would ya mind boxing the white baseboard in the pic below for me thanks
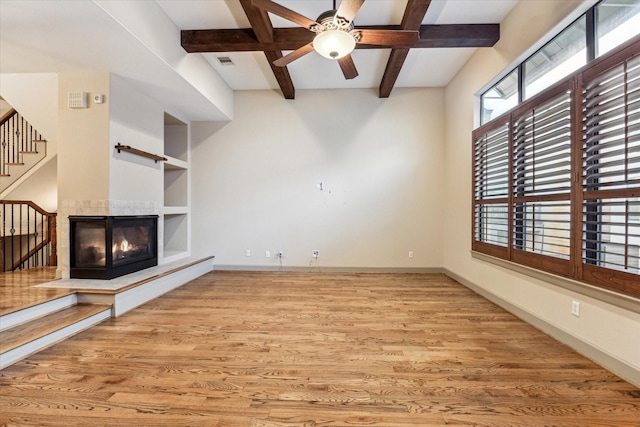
[213,265,444,274]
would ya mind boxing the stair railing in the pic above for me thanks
[1,108,45,178]
[0,200,57,272]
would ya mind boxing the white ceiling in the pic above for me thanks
[0,0,518,120]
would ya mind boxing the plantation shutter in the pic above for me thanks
[510,83,573,277]
[580,52,640,296]
[473,120,510,258]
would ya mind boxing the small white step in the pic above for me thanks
[0,304,112,369]
[0,293,77,332]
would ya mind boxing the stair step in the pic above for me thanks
[1,293,77,331]
[0,174,9,177]
[5,162,24,166]
[0,303,112,368]
[19,151,39,154]
[32,139,47,143]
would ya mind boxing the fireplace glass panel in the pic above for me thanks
[112,225,152,267]
[74,222,106,268]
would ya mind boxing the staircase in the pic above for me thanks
[0,108,47,193]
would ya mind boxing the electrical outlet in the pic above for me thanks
[277,251,283,258]
[571,300,580,317]
[245,249,251,257]
[312,250,319,258]
[265,250,271,258]
[408,251,414,258]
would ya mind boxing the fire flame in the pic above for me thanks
[113,238,131,254]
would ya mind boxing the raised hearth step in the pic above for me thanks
[1,292,77,330]
[0,303,112,369]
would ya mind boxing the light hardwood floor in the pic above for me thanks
[0,267,63,315]
[1,271,639,426]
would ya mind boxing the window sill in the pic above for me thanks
[470,250,640,314]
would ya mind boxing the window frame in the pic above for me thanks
[522,14,588,101]
[480,68,519,125]
[480,0,640,126]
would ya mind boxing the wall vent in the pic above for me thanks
[217,56,234,66]
[68,92,88,108]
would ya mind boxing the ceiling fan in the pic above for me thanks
[251,0,420,79]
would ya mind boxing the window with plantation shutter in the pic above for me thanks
[580,52,640,295]
[582,198,640,273]
[474,203,509,248]
[511,85,573,276]
[472,35,640,299]
[473,121,510,257]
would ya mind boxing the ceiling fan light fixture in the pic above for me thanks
[313,29,356,60]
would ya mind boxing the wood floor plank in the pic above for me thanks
[1,271,639,426]
[0,267,67,315]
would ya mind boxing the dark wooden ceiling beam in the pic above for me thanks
[182,0,500,100]
[379,0,432,98]
[181,24,499,52]
[239,0,295,99]
[417,24,499,48]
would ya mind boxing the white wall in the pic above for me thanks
[191,88,445,269]
[4,156,57,212]
[0,73,58,144]
[108,74,163,206]
[93,0,233,120]
[443,0,640,385]
[58,72,111,204]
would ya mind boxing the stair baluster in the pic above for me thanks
[0,108,46,191]
[0,200,57,272]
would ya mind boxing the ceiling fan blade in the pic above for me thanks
[337,55,359,80]
[336,0,365,23]
[273,43,315,67]
[251,0,318,29]
[357,29,419,47]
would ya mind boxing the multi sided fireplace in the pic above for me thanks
[69,215,158,279]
